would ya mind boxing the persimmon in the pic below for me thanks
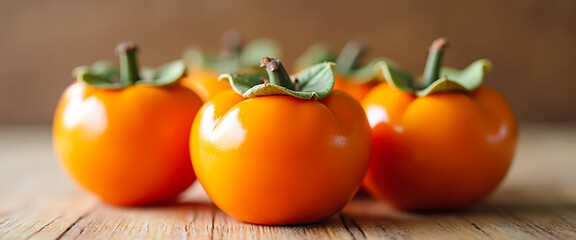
[191,57,371,225]
[53,43,202,206]
[362,38,517,210]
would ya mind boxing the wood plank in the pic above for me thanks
[0,125,575,239]
[0,192,96,239]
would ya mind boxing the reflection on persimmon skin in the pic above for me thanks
[205,107,247,152]
[365,105,390,127]
[486,124,509,144]
[62,83,108,136]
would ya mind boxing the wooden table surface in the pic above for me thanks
[0,125,575,239]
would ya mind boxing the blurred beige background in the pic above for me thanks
[0,0,574,124]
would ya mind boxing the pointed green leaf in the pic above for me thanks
[294,43,336,70]
[416,77,468,96]
[292,62,335,100]
[416,59,492,96]
[380,61,417,93]
[76,60,185,89]
[89,61,120,79]
[78,71,128,89]
[136,60,186,86]
[240,39,282,66]
[72,61,119,80]
[220,62,335,100]
[74,61,127,89]
[347,58,396,83]
[218,67,268,94]
[440,59,491,91]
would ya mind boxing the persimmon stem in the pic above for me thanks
[335,39,367,75]
[421,38,448,88]
[260,57,295,90]
[116,42,140,83]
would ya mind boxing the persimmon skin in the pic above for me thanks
[191,90,372,225]
[53,82,203,206]
[333,75,379,103]
[180,67,232,102]
[362,84,517,211]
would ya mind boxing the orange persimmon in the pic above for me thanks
[191,57,371,225]
[53,43,202,206]
[362,38,517,210]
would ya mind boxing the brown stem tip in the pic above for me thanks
[260,57,280,72]
[115,42,139,54]
[430,38,448,51]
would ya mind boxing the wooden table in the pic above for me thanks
[0,125,575,239]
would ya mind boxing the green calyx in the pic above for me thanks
[183,31,281,74]
[294,43,336,70]
[380,38,492,97]
[219,57,335,100]
[294,40,392,84]
[74,42,185,89]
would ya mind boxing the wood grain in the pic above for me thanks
[0,125,575,239]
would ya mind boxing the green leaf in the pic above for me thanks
[136,60,186,86]
[90,61,120,79]
[294,43,336,70]
[416,77,468,96]
[292,62,335,100]
[240,39,282,66]
[440,59,491,91]
[379,61,417,93]
[243,83,318,99]
[78,71,128,89]
[347,58,395,83]
[218,67,268,94]
[75,60,185,89]
[75,61,127,89]
[72,61,119,79]
[416,59,492,96]
[220,62,335,100]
